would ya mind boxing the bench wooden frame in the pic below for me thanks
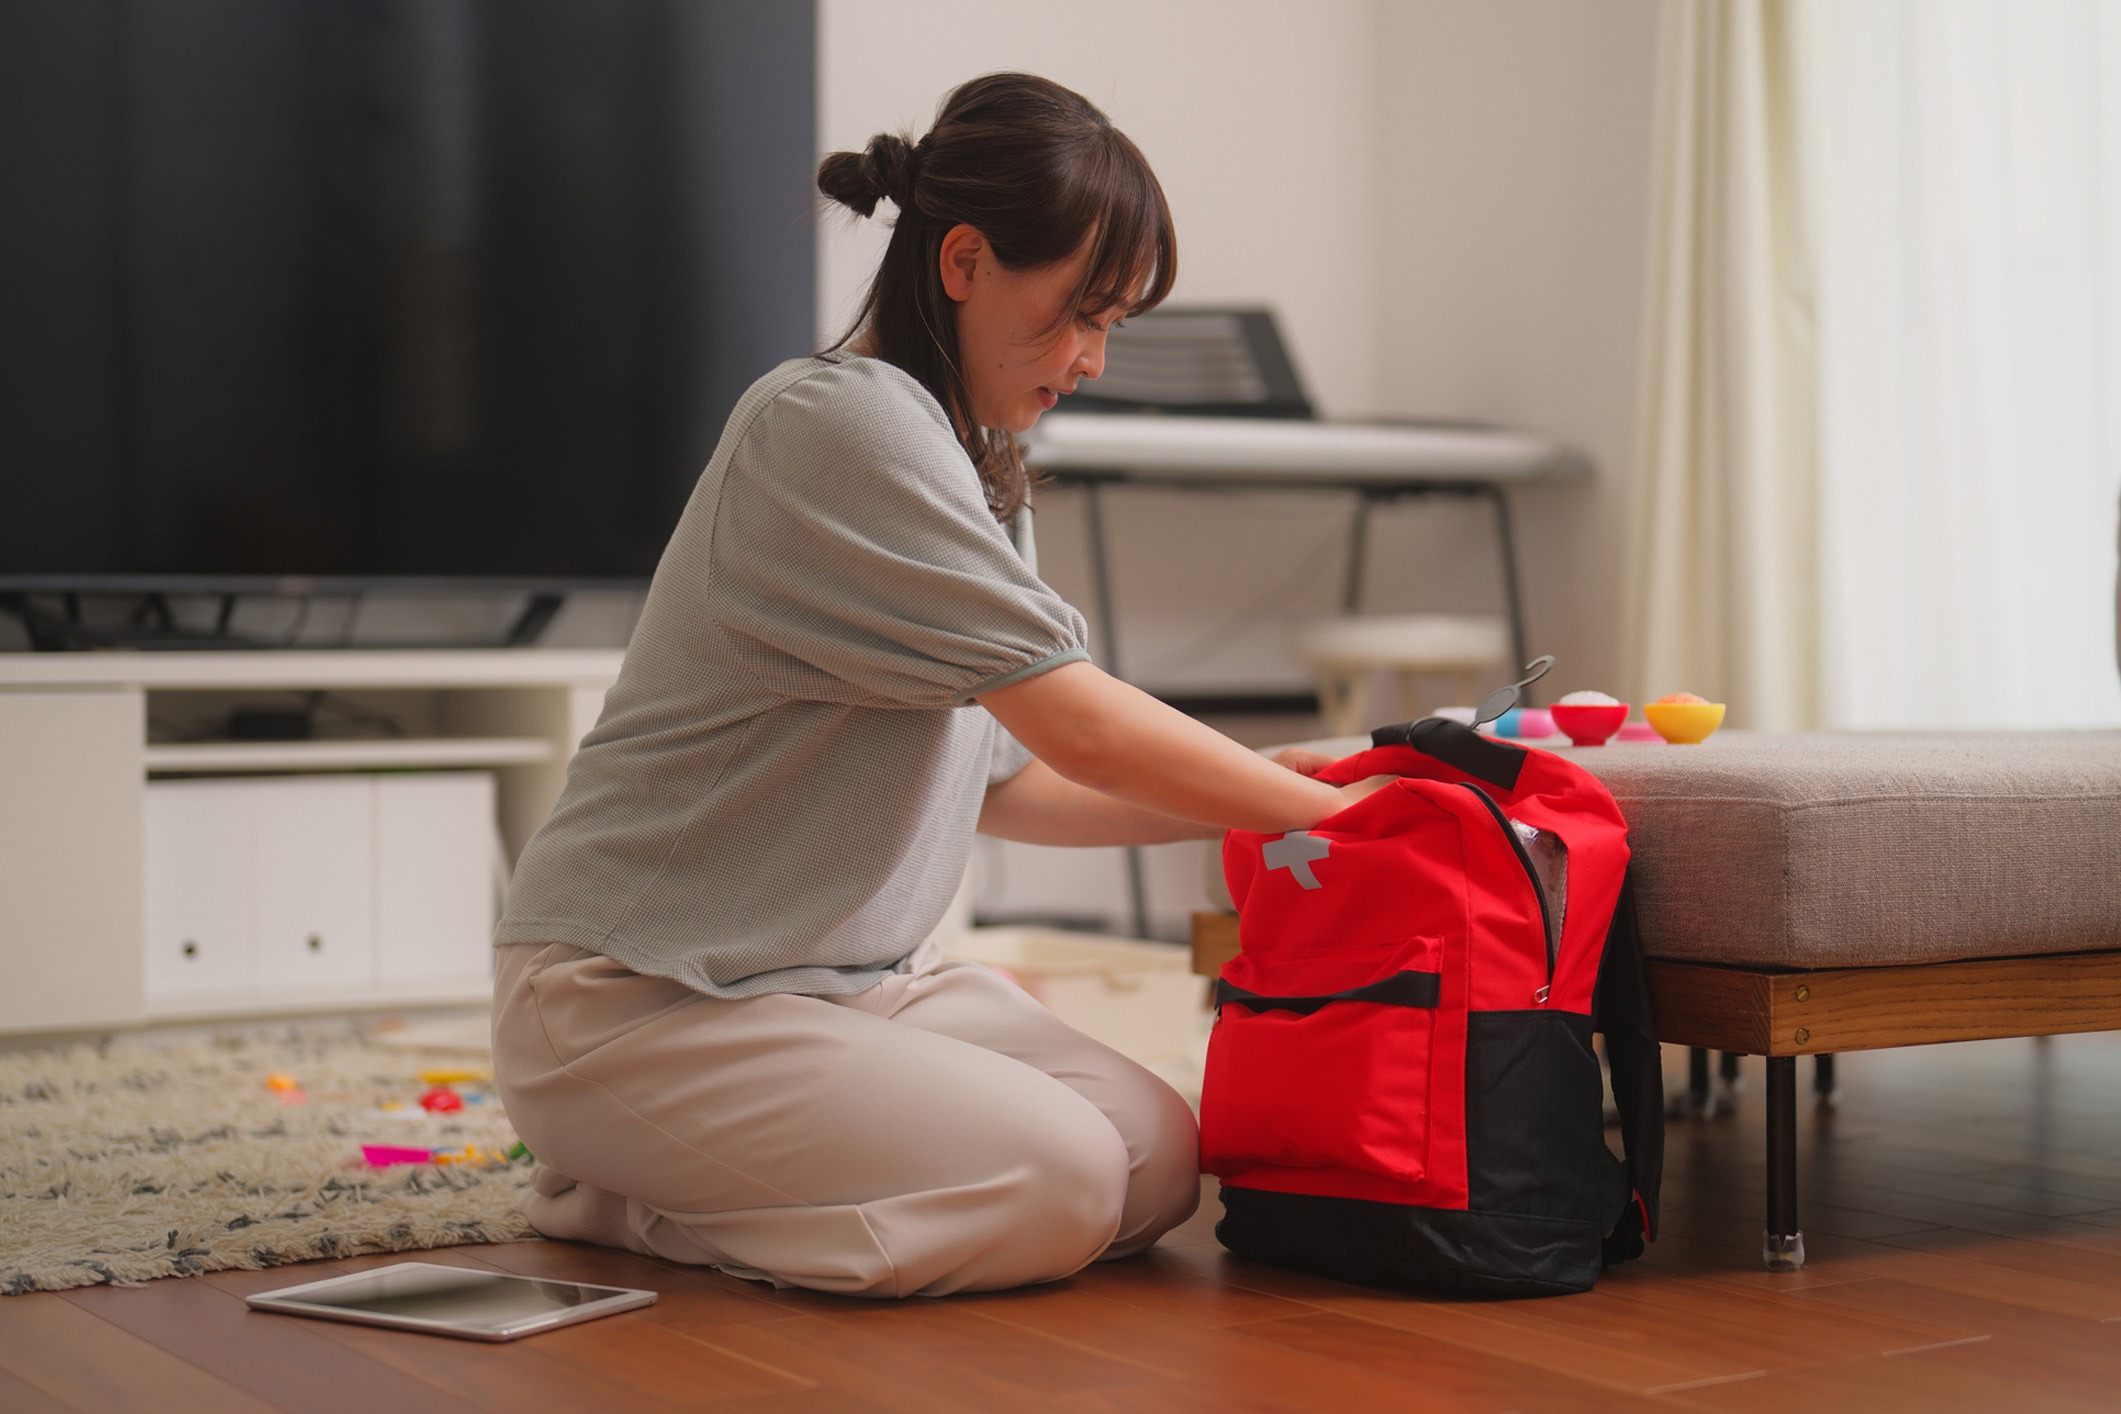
[1189,911,2121,1271]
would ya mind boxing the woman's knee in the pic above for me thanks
[1014,1100,1136,1259]
[988,1074,1198,1274]
[1107,1077,1201,1254]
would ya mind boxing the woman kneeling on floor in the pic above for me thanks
[489,72,1387,1298]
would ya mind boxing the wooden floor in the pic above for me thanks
[9,1034,2121,1412]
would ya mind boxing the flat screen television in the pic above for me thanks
[0,1,816,601]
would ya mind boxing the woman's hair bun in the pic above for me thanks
[817,132,919,219]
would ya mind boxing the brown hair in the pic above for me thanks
[817,73,1177,520]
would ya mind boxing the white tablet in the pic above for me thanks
[246,1261,658,1342]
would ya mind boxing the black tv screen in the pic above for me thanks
[0,0,816,589]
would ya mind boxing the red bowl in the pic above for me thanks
[1548,702,1629,746]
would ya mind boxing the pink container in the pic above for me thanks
[361,1145,436,1167]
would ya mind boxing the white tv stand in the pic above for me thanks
[0,648,621,1036]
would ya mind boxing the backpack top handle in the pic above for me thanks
[1369,717,1526,793]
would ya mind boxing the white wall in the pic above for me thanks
[1372,0,1661,702]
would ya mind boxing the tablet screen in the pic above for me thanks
[247,1262,657,1341]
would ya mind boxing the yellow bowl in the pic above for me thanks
[1644,701,1726,744]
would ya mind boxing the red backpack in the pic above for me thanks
[1199,717,1663,1297]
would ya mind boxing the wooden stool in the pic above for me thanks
[1291,614,1511,736]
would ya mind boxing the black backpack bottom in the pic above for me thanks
[1214,1184,1610,1299]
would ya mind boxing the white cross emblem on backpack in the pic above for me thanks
[1264,829,1331,890]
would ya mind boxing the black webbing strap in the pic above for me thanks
[1369,717,1526,792]
[1214,970,1442,1016]
[1592,871,1664,1261]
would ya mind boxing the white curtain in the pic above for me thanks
[1801,0,2121,729]
[1629,0,2121,731]
[1624,0,1821,731]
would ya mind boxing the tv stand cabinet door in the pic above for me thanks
[375,772,498,986]
[0,689,146,1032]
[251,778,376,993]
[144,779,255,997]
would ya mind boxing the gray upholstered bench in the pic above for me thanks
[1191,729,2121,1272]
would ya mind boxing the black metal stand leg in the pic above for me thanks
[1483,486,1531,696]
[1081,481,1122,679]
[1717,1050,1747,1103]
[1081,482,1153,941]
[1680,1045,1725,1118]
[1117,846,1152,939]
[1764,1056,1805,1271]
[1814,1052,1839,1107]
[1341,495,1375,614]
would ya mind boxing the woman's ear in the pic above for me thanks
[938,224,985,303]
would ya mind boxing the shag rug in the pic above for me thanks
[0,1024,535,1295]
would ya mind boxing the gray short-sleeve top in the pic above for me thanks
[494,354,1090,997]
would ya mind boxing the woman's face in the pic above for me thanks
[942,227,1129,434]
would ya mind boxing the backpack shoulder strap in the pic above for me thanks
[1593,871,1664,1263]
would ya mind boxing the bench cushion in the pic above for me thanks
[1221,730,2121,970]
[1576,731,2121,967]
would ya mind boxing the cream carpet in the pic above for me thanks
[0,1023,534,1295]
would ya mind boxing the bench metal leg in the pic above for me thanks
[1719,1049,1745,1097]
[1764,1056,1805,1271]
[1814,1052,1840,1107]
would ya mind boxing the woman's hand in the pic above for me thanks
[1270,746,1340,777]
[1333,774,1401,812]
[1270,746,1398,820]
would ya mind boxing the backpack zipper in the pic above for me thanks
[1455,781,1557,990]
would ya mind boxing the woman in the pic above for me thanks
[490,72,1385,1298]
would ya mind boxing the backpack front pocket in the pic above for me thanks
[1199,937,1443,1187]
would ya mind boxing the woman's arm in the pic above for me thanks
[976,660,1385,835]
[978,757,1219,845]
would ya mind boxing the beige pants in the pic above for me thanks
[489,941,1200,1298]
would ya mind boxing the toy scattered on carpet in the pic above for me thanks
[263,1064,524,1171]
[418,1086,465,1113]
[417,1067,489,1086]
[360,1141,530,1168]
